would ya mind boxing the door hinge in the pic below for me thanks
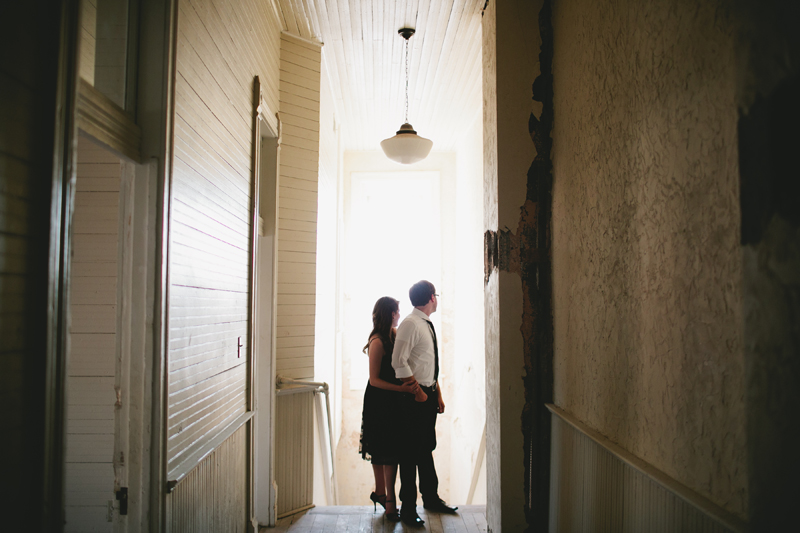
[116,487,128,515]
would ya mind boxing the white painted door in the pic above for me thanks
[65,137,124,532]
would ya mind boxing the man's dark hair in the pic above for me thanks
[409,280,436,307]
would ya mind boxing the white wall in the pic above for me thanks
[451,110,486,506]
[313,48,343,506]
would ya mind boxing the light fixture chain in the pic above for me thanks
[404,37,409,123]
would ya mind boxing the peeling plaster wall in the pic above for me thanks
[483,0,544,530]
[551,0,747,519]
[482,1,501,525]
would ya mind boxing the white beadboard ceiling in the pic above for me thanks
[272,0,484,152]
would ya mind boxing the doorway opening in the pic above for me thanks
[319,151,487,508]
[345,170,442,390]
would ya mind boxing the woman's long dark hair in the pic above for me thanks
[363,296,399,353]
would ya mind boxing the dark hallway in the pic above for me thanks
[1,1,799,532]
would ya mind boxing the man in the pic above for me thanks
[392,280,458,526]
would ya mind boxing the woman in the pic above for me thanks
[359,296,419,521]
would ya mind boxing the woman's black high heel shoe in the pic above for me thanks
[384,500,400,522]
[370,492,386,511]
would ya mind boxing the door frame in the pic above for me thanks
[250,76,281,529]
[36,0,176,529]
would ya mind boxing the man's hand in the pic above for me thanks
[399,379,420,395]
[402,376,427,402]
[437,394,445,413]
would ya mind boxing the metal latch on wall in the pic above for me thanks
[116,487,128,515]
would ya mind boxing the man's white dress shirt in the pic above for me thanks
[392,308,437,387]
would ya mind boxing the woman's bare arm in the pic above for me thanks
[368,337,419,394]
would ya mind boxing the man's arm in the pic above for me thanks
[392,319,417,378]
[393,320,427,401]
[436,380,444,413]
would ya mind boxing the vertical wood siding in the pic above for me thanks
[166,423,248,533]
[167,0,281,477]
[274,392,314,516]
[549,411,743,533]
[276,32,321,381]
[64,137,121,532]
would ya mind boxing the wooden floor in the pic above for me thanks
[264,505,487,532]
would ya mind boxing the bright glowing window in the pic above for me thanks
[346,171,441,389]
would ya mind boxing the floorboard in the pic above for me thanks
[261,505,487,532]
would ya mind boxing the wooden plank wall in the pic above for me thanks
[93,0,128,107]
[270,31,321,518]
[80,0,96,84]
[79,0,128,107]
[64,136,120,532]
[0,30,38,481]
[167,0,281,478]
[0,1,81,527]
[276,32,321,381]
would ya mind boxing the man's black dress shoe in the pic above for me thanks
[400,508,425,527]
[423,497,458,514]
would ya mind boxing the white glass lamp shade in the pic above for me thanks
[380,123,433,164]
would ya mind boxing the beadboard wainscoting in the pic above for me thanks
[547,405,747,533]
[166,424,249,532]
[274,391,315,518]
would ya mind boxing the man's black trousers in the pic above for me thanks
[399,386,439,507]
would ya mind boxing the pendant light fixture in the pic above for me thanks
[380,28,433,164]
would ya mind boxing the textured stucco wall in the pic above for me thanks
[551,0,747,519]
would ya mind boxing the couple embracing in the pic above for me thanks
[359,280,458,526]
